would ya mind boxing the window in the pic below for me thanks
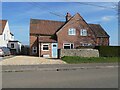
[68,28,76,35]
[42,44,49,51]
[53,45,56,47]
[80,29,87,36]
[11,43,14,48]
[32,47,37,54]
[63,43,74,49]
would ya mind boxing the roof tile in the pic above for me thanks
[89,24,109,38]
[30,19,65,35]
[39,36,57,43]
[0,20,7,35]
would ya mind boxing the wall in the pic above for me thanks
[39,43,52,58]
[96,37,109,46]
[29,35,38,56]
[0,21,14,47]
[7,42,22,54]
[60,49,99,58]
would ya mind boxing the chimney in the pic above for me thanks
[66,12,71,21]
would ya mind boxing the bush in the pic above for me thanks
[94,46,120,57]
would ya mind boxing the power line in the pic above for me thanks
[28,2,65,18]
[76,2,117,10]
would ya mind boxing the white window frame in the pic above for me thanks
[63,43,74,49]
[32,46,37,54]
[80,29,87,36]
[42,44,49,51]
[68,28,76,35]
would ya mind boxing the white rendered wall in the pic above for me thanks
[0,21,14,47]
[8,42,21,54]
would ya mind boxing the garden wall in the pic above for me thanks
[60,49,99,58]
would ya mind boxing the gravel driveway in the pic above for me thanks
[0,56,66,65]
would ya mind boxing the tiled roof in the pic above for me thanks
[0,20,7,35]
[30,13,109,39]
[89,24,110,38]
[39,36,57,43]
[30,19,65,35]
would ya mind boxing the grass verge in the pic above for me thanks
[61,56,119,64]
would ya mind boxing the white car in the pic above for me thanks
[0,48,4,57]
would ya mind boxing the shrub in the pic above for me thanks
[94,46,120,57]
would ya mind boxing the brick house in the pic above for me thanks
[30,13,109,58]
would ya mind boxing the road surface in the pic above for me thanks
[2,67,118,88]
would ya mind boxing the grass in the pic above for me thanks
[61,56,119,64]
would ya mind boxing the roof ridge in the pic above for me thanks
[30,19,65,23]
[89,23,100,25]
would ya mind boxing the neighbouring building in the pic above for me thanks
[0,20,22,55]
[0,20,14,47]
[7,40,22,55]
[30,13,110,58]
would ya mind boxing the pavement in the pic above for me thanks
[0,57,2,61]
[2,63,118,72]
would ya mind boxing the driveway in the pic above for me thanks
[0,56,66,65]
[0,57,2,60]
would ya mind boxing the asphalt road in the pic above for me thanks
[2,67,118,88]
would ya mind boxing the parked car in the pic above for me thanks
[0,47,11,57]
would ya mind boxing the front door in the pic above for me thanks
[52,43,58,58]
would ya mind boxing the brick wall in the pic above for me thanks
[57,14,96,49]
[29,35,38,56]
[60,49,99,58]
[39,43,52,58]
[96,37,109,46]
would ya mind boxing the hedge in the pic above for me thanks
[94,46,120,57]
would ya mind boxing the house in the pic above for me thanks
[0,20,14,47]
[0,20,22,55]
[30,13,109,58]
[7,40,22,55]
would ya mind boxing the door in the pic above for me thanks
[52,43,58,58]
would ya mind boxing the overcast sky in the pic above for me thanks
[2,2,118,46]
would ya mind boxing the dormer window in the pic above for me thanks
[68,28,76,35]
[80,29,87,36]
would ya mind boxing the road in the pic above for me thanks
[2,67,118,88]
